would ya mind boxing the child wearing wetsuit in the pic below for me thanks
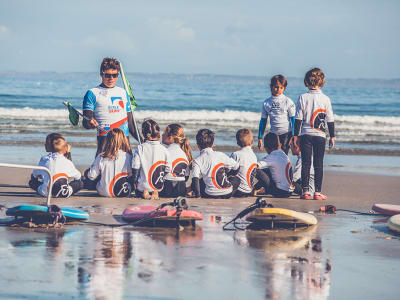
[85,128,133,197]
[254,132,294,198]
[30,134,83,198]
[258,74,296,154]
[293,68,335,200]
[230,128,258,197]
[131,119,171,200]
[191,129,240,199]
[160,124,193,198]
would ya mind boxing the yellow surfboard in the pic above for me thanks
[387,214,400,234]
[246,207,318,228]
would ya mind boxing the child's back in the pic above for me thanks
[231,146,257,194]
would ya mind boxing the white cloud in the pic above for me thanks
[0,25,10,40]
[82,31,135,52]
[148,18,195,41]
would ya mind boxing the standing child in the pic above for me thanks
[230,128,258,197]
[254,132,294,198]
[30,133,83,198]
[132,119,171,200]
[258,74,296,154]
[191,129,240,199]
[293,67,335,200]
[290,142,315,196]
[85,128,133,198]
[160,124,192,198]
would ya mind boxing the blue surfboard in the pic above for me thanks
[6,205,89,221]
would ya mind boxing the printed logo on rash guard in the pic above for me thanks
[171,158,189,177]
[148,161,166,191]
[310,109,327,132]
[246,163,257,189]
[285,162,295,190]
[211,163,232,190]
[51,173,72,198]
[109,172,132,197]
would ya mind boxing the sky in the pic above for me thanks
[0,0,399,78]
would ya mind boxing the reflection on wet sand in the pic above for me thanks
[236,226,331,300]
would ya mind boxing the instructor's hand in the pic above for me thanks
[329,137,335,149]
[258,139,263,150]
[89,119,99,128]
[293,136,300,149]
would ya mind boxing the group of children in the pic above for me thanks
[30,67,334,201]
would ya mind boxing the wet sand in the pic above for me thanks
[0,167,399,299]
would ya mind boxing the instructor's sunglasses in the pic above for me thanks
[103,73,119,78]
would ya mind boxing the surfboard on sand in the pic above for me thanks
[246,207,317,229]
[372,204,400,216]
[387,214,400,234]
[122,205,203,227]
[6,205,89,221]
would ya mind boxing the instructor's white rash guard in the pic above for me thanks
[83,85,131,137]
[33,153,81,197]
[192,147,239,196]
[132,140,171,192]
[230,146,257,194]
[87,150,132,197]
[257,149,294,192]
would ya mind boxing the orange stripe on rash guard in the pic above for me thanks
[171,158,189,177]
[109,172,129,197]
[148,161,166,191]
[47,173,68,188]
[211,163,230,190]
[110,117,128,129]
[246,163,257,189]
[310,108,327,132]
[285,162,294,189]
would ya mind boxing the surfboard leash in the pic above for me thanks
[223,197,273,231]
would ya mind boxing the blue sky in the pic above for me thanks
[1,0,399,78]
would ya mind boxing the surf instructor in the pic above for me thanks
[82,57,142,156]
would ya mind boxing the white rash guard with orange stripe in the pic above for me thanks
[257,149,294,192]
[230,146,257,194]
[87,150,132,197]
[192,147,239,196]
[164,143,189,182]
[132,140,171,192]
[32,153,81,197]
[295,89,334,138]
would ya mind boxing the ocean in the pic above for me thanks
[0,72,399,175]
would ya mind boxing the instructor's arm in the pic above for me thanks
[82,90,98,129]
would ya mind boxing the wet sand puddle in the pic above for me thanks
[0,210,399,299]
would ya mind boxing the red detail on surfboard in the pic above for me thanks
[122,205,204,222]
[372,204,400,216]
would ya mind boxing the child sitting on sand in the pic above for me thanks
[254,132,294,198]
[191,128,240,198]
[29,133,83,198]
[131,119,171,200]
[230,128,258,197]
[85,128,133,198]
[290,142,315,195]
[258,74,296,154]
[293,67,335,200]
[160,124,192,198]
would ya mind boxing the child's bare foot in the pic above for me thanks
[151,190,159,200]
[252,187,265,196]
[143,189,151,199]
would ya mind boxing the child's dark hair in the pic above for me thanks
[165,124,193,162]
[45,133,63,152]
[263,132,279,151]
[236,128,253,147]
[100,57,120,74]
[196,129,215,150]
[142,119,160,141]
[304,68,325,88]
[270,74,287,88]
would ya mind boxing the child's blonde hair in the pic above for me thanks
[304,68,325,88]
[164,124,193,163]
[236,128,253,147]
[101,128,132,160]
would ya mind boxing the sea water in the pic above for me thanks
[0,72,399,174]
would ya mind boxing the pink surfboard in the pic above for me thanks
[122,205,203,226]
[372,204,400,216]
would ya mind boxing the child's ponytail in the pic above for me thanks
[165,124,193,163]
